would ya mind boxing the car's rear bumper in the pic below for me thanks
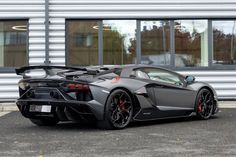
[16,99,105,121]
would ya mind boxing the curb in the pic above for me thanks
[0,101,235,112]
[219,101,236,108]
[0,103,18,112]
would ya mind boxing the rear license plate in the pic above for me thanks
[29,105,51,113]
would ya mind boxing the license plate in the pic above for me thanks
[29,105,51,113]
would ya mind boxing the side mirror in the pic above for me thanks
[185,75,195,84]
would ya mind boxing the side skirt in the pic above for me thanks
[133,107,194,121]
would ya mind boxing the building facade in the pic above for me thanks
[0,0,236,101]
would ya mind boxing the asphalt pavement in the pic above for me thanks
[0,109,236,157]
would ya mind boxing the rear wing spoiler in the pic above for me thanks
[15,66,87,76]
[15,66,110,79]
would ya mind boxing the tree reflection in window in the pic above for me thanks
[175,20,208,67]
[213,21,236,65]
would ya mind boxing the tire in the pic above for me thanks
[29,118,59,126]
[195,88,214,120]
[97,89,133,129]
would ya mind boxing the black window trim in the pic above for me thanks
[65,18,236,71]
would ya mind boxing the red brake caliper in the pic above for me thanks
[198,98,202,112]
[119,99,125,110]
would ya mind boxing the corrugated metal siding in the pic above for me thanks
[1,0,236,101]
[49,18,65,65]
[178,71,236,99]
[0,0,45,101]
[49,0,236,18]
[0,74,21,101]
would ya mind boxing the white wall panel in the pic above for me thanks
[29,44,45,51]
[48,16,65,65]
[29,37,45,44]
[29,58,45,64]
[29,25,45,30]
[49,0,236,18]
[49,31,65,37]
[178,71,236,99]
[0,0,44,4]
[49,24,65,30]
[0,74,22,101]
[1,0,236,101]
[49,0,236,4]
[49,5,236,11]
[49,37,65,43]
[29,31,45,37]
[29,51,45,58]
[29,18,45,24]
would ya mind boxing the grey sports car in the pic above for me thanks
[15,65,219,129]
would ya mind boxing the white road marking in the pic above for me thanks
[0,112,10,117]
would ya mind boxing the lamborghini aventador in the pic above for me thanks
[15,65,219,129]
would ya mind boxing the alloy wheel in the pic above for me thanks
[109,91,133,128]
[197,89,214,119]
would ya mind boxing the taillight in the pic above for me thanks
[62,83,89,91]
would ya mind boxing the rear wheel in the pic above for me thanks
[29,118,59,126]
[97,89,133,129]
[195,88,214,120]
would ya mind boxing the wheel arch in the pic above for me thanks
[103,87,141,120]
[194,86,215,111]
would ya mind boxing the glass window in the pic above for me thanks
[0,21,27,67]
[213,21,236,64]
[97,68,122,78]
[67,21,99,66]
[141,21,170,65]
[103,20,136,65]
[135,68,182,85]
[175,20,208,67]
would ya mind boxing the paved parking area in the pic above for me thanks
[0,109,236,157]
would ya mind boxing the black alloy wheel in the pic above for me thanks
[196,88,214,120]
[98,89,133,129]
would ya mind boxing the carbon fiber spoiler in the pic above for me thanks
[15,66,87,76]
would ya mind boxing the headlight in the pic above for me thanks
[19,82,29,90]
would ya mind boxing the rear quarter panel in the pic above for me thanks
[89,78,148,105]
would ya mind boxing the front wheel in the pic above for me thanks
[195,88,214,120]
[29,118,59,126]
[97,89,133,129]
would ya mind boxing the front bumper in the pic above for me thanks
[16,99,105,121]
[213,96,219,115]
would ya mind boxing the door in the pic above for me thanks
[135,68,195,117]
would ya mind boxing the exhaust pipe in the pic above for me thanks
[50,91,59,99]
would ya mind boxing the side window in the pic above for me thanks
[135,68,182,85]
[97,68,121,78]
[136,70,150,79]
